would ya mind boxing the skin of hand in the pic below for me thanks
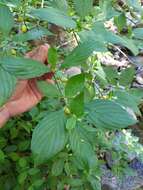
[0,44,53,128]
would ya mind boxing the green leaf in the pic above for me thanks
[18,172,27,184]
[133,28,143,40]
[48,47,58,69]
[31,110,67,163]
[126,0,142,11]
[114,13,126,32]
[119,67,135,86]
[13,28,53,42]
[52,159,65,176]
[80,22,139,55]
[119,36,139,56]
[28,168,40,176]
[49,0,68,12]
[31,7,76,29]
[69,125,97,169]
[0,56,49,79]
[32,179,44,187]
[67,178,83,187]
[112,90,141,115]
[18,158,27,168]
[37,81,60,98]
[99,0,119,20]
[95,62,108,87]
[73,0,93,18]
[0,150,5,162]
[103,66,118,85]
[62,39,107,68]
[86,99,137,129]
[75,124,97,145]
[66,116,77,131]
[65,74,84,97]
[28,186,34,190]
[1,0,21,6]
[93,22,139,55]
[128,88,143,103]
[18,140,30,151]
[96,22,139,55]
[84,85,95,103]
[69,92,84,117]
[87,175,101,190]
[0,67,17,106]
[0,4,14,34]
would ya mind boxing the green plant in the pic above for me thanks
[0,0,143,189]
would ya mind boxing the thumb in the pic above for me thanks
[25,44,50,63]
[0,106,10,128]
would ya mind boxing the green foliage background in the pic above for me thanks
[0,0,143,189]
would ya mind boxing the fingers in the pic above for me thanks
[45,79,55,84]
[6,83,42,117]
[12,44,50,99]
[39,71,54,80]
[25,44,50,63]
[0,106,10,128]
[10,80,28,101]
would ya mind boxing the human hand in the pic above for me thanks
[0,44,53,128]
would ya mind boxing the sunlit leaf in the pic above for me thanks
[31,110,67,163]
[86,99,137,129]
[37,81,60,98]
[31,7,76,29]
[0,67,17,106]
[69,92,84,117]
[73,0,93,18]
[65,74,84,97]
[62,39,107,68]
[0,4,14,34]
[13,28,53,42]
[0,57,49,79]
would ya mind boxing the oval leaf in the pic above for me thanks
[65,73,84,97]
[86,99,137,129]
[51,159,65,176]
[0,57,49,79]
[0,67,17,106]
[119,67,135,87]
[61,39,107,68]
[49,0,68,12]
[0,4,14,34]
[37,81,60,98]
[13,28,53,42]
[30,7,76,29]
[73,0,93,18]
[48,47,58,69]
[31,110,67,163]
[69,126,97,168]
[112,90,141,115]
[69,92,84,117]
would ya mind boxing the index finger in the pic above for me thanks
[25,44,50,64]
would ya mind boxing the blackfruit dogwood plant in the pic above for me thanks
[0,0,143,189]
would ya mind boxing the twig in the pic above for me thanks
[94,81,104,98]
[73,31,79,45]
[53,75,65,98]
[126,16,137,25]
[57,40,75,49]
[112,45,135,65]
[41,0,44,8]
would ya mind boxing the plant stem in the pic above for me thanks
[53,75,66,101]
[113,45,135,65]
[94,81,104,98]
[73,31,79,45]
[41,0,44,8]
